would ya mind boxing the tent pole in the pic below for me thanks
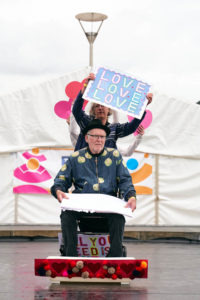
[155,154,159,225]
[14,194,19,224]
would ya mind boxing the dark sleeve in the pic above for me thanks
[50,159,73,199]
[116,154,136,201]
[115,111,146,138]
[72,91,91,131]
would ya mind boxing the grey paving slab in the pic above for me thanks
[0,240,199,300]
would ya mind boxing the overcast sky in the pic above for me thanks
[0,0,200,103]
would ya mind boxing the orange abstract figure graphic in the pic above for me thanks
[13,148,52,194]
[126,153,152,195]
[27,158,40,170]
[130,163,152,184]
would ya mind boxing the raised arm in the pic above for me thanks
[117,125,144,156]
[112,110,120,123]
[115,111,146,138]
[68,112,80,147]
[72,73,95,130]
[115,93,152,138]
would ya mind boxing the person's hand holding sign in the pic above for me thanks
[56,190,69,203]
[125,196,136,212]
[82,73,95,93]
[146,92,153,105]
[136,124,145,135]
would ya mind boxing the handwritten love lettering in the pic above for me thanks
[84,67,150,119]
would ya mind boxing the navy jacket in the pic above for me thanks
[51,147,136,202]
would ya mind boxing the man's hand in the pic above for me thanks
[124,197,136,212]
[146,92,153,105]
[56,190,69,203]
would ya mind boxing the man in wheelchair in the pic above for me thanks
[51,119,136,257]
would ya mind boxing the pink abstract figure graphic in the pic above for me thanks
[54,99,74,119]
[128,110,153,136]
[14,149,52,184]
[13,185,49,194]
[65,81,82,99]
[54,79,89,120]
[14,164,51,183]
[22,151,46,161]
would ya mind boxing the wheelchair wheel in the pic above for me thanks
[122,245,127,257]
[59,244,65,256]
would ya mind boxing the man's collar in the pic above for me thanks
[87,147,105,157]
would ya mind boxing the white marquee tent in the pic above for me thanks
[0,67,200,226]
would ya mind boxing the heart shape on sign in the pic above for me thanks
[120,263,135,274]
[52,262,66,274]
[87,263,101,275]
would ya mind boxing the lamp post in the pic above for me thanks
[75,12,108,68]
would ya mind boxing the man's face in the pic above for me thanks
[93,104,110,120]
[85,128,106,154]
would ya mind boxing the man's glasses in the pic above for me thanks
[87,134,106,140]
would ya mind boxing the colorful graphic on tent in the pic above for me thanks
[54,79,89,121]
[13,149,152,195]
[125,153,153,195]
[127,110,153,136]
[13,148,52,194]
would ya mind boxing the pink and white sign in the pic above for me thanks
[77,234,110,257]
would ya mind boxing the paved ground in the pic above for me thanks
[0,239,199,300]
[1,225,200,242]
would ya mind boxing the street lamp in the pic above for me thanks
[75,12,108,68]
